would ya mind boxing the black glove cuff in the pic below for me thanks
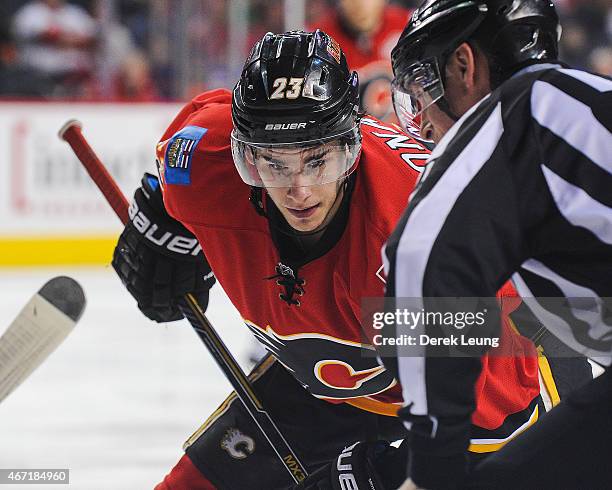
[112,173,214,323]
[127,173,203,261]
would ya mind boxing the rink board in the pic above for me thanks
[0,102,181,265]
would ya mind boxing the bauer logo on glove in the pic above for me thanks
[112,173,215,323]
[127,195,202,256]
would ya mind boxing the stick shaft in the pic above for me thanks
[59,122,307,484]
[61,123,129,224]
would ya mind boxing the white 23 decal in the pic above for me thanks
[270,77,304,100]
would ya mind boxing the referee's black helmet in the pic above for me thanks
[392,0,561,88]
[390,0,561,125]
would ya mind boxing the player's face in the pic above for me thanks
[266,180,343,232]
[339,0,386,34]
[262,145,345,232]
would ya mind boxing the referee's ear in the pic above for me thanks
[445,42,491,112]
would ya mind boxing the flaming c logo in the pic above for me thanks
[245,320,395,400]
[316,360,386,390]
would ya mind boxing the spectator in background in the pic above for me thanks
[11,0,98,97]
[0,18,53,97]
[589,45,612,76]
[112,49,159,101]
[310,0,410,121]
[558,0,611,71]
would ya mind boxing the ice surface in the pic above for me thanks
[0,267,249,489]
[0,267,604,489]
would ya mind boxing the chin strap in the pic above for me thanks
[434,96,461,122]
[433,52,462,123]
[249,187,267,217]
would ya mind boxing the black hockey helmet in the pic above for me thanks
[231,30,362,188]
[390,0,561,123]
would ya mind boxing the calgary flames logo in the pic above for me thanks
[245,320,396,400]
[315,360,386,390]
[220,428,255,460]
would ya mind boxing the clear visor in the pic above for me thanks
[231,127,361,188]
[392,57,445,123]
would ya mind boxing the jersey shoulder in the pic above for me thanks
[360,116,431,177]
[157,88,233,169]
[354,117,431,236]
[504,66,612,124]
[493,66,611,154]
[494,65,609,112]
[156,89,248,226]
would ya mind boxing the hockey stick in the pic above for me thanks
[0,276,85,403]
[58,120,307,484]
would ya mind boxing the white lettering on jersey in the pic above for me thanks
[362,117,430,173]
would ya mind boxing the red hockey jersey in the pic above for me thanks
[156,89,540,451]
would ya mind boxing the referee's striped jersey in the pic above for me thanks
[382,63,611,483]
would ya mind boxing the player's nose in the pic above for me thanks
[287,181,312,201]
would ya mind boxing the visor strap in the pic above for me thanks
[249,187,267,217]
[432,51,461,123]
[435,95,460,122]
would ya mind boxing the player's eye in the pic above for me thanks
[305,155,327,172]
[306,159,325,169]
[269,163,296,178]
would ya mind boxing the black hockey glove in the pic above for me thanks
[112,173,215,322]
[294,440,408,490]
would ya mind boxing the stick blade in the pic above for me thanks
[0,276,86,403]
[39,276,86,322]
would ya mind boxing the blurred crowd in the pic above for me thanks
[0,0,610,101]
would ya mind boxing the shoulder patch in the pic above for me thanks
[163,126,208,185]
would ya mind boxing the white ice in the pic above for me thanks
[0,267,250,490]
[0,268,604,490]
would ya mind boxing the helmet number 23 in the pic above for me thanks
[270,77,304,100]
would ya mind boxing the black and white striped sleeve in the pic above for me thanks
[512,68,612,361]
[382,67,612,489]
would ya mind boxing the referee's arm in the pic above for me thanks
[386,66,611,488]
[384,102,533,489]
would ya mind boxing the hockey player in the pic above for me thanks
[248,0,413,367]
[113,31,543,489]
[310,0,410,121]
[387,1,612,489]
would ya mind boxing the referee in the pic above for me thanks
[385,1,612,489]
